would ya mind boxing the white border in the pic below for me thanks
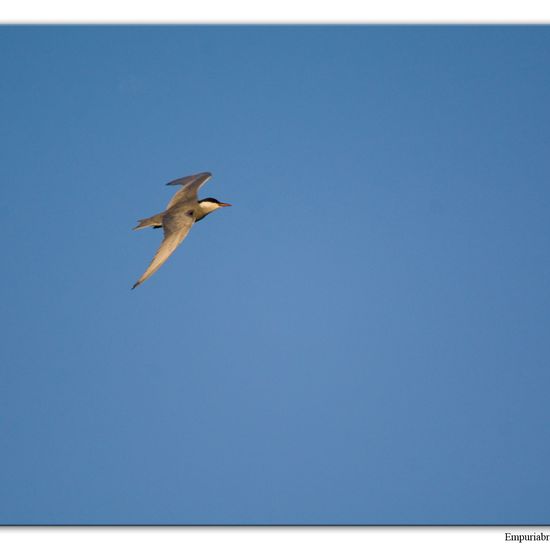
[2,526,548,550]
[1,0,550,23]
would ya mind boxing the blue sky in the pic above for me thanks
[0,25,549,525]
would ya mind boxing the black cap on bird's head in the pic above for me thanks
[199,197,232,207]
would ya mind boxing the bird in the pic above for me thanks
[131,172,231,289]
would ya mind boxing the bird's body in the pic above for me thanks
[132,172,231,289]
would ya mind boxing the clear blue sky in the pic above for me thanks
[1,25,549,525]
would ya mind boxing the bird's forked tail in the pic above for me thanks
[133,213,163,230]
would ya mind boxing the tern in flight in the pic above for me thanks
[132,172,231,289]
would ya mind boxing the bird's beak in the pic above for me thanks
[219,202,232,207]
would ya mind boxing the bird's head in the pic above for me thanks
[198,197,232,215]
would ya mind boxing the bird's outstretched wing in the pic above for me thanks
[165,172,212,209]
[132,211,194,289]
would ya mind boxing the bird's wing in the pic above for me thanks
[165,172,212,209]
[132,211,194,289]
